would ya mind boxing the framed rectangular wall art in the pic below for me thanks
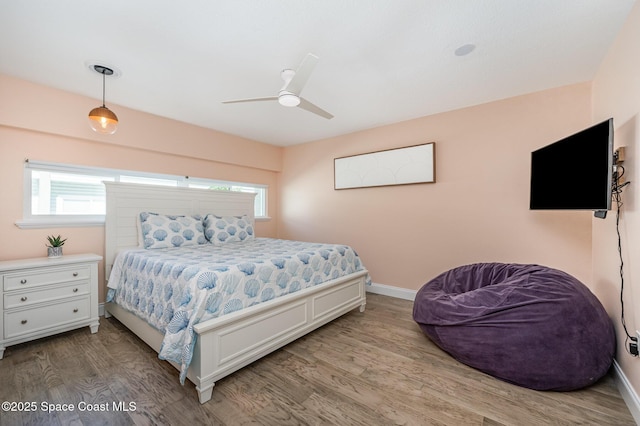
[334,142,435,190]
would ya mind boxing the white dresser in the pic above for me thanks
[0,253,102,358]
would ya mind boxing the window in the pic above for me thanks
[18,160,268,229]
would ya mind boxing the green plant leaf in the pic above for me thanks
[46,234,67,247]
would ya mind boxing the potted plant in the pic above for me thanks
[46,234,66,257]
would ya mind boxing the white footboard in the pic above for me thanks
[105,270,367,403]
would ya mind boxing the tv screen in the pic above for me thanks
[530,118,613,211]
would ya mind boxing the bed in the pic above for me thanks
[103,182,368,404]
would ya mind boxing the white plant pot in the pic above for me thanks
[48,247,63,257]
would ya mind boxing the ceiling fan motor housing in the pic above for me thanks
[278,90,300,107]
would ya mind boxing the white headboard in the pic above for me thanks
[104,182,257,279]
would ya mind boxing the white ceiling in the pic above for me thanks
[0,1,636,146]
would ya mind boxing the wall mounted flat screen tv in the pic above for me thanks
[530,118,613,211]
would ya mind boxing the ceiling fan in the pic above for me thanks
[222,53,334,120]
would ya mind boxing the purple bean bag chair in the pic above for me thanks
[413,263,615,391]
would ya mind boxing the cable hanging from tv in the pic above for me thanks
[611,162,636,356]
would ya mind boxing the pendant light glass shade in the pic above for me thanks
[88,65,118,134]
[88,106,118,134]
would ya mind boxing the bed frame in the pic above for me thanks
[103,182,367,403]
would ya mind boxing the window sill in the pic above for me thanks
[15,217,105,229]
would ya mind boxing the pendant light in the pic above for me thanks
[88,65,118,134]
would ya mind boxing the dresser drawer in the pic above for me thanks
[4,282,90,309]
[3,266,90,291]
[4,296,90,339]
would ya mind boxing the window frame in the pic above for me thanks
[16,160,269,229]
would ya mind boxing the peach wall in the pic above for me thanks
[279,83,593,290]
[0,74,282,302]
[592,0,640,408]
[0,74,282,172]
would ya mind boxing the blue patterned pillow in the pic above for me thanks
[203,214,254,245]
[140,212,207,249]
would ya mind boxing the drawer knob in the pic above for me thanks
[20,296,27,302]
[20,279,27,284]
[21,319,27,325]
[73,272,79,277]
[73,288,78,293]
[73,308,79,313]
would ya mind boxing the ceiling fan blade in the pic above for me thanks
[298,98,334,120]
[222,97,278,104]
[284,53,319,95]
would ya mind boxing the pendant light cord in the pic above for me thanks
[102,70,106,108]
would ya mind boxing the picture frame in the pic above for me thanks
[334,142,435,190]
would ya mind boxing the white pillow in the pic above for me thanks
[203,214,254,245]
[139,212,207,249]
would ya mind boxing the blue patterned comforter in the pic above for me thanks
[106,238,368,383]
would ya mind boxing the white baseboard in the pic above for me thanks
[613,360,640,424]
[366,282,417,301]
[99,302,104,317]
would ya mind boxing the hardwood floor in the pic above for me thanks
[0,293,635,425]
